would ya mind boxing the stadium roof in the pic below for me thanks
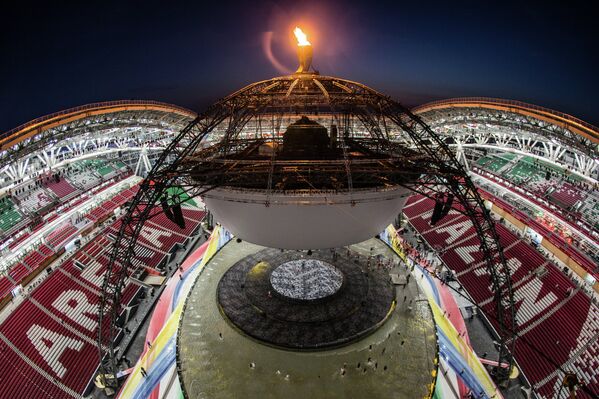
[0,100,196,164]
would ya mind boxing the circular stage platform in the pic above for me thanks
[178,238,438,399]
[217,248,395,349]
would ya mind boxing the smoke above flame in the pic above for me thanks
[293,27,311,46]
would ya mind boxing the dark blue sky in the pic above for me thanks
[1,0,597,132]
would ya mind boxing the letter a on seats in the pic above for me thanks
[27,324,84,378]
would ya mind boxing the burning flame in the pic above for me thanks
[293,27,311,47]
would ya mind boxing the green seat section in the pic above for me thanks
[165,186,197,207]
[481,155,510,172]
[97,165,115,176]
[504,157,544,184]
[0,198,23,232]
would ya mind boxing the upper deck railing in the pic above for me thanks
[412,97,599,142]
[1,100,197,143]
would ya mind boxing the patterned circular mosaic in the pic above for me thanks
[269,259,343,300]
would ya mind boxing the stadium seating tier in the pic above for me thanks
[403,193,598,398]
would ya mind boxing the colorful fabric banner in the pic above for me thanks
[117,225,232,399]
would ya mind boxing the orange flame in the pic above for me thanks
[293,27,311,47]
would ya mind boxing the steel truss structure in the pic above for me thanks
[97,75,518,387]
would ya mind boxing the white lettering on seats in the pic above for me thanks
[139,225,171,245]
[513,279,558,325]
[52,290,98,332]
[434,220,473,244]
[456,245,479,264]
[474,257,523,277]
[506,257,524,275]
[27,324,84,378]
[80,260,105,289]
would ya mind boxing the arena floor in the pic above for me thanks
[178,238,437,398]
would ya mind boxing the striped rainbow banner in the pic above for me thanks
[117,225,232,399]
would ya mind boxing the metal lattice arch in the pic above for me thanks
[97,73,518,387]
[0,100,197,188]
[413,98,599,180]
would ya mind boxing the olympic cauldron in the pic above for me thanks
[180,71,434,249]
[178,32,435,249]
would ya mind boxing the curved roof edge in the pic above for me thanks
[220,73,386,102]
[0,100,198,152]
[412,97,599,144]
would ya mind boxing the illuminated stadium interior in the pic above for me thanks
[1,19,598,399]
[0,95,598,399]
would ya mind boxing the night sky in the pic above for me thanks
[1,0,597,132]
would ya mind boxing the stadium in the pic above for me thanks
[1,17,598,399]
